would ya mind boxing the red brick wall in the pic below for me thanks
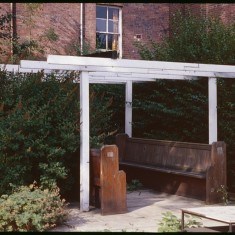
[184,3,207,16]
[183,3,235,24]
[1,3,235,61]
[84,4,96,51]
[122,3,169,59]
[205,4,235,24]
[15,3,82,58]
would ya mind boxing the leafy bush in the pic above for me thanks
[133,11,235,191]
[90,84,123,147]
[132,11,235,142]
[127,179,143,192]
[0,71,80,195]
[0,70,116,199]
[64,37,95,56]
[89,83,126,144]
[158,211,202,232]
[0,182,68,232]
[216,184,229,205]
[0,6,59,63]
[0,7,12,60]
[132,79,208,142]
[134,11,235,64]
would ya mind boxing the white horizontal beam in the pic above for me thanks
[0,64,19,71]
[94,68,235,78]
[147,69,235,78]
[20,60,81,71]
[20,59,235,79]
[1,63,69,74]
[47,55,235,74]
[89,80,125,84]
[88,72,197,80]
[2,63,191,83]
[214,72,235,78]
[89,76,156,82]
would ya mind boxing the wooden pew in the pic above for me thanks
[90,145,127,215]
[116,133,227,204]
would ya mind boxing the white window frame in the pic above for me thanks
[96,5,122,58]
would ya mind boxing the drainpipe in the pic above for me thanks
[10,3,16,57]
[10,3,13,56]
[80,3,83,55]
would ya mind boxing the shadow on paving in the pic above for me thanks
[49,188,210,232]
[126,188,167,212]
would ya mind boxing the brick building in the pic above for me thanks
[0,3,235,61]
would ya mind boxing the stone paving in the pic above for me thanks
[50,189,226,232]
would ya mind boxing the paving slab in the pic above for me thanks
[50,189,227,232]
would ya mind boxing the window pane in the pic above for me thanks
[108,20,118,33]
[113,34,118,50]
[108,34,112,50]
[96,6,107,19]
[108,20,113,33]
[96,33,106,49]
[96,6,120,53]
[108,34,118,50]
[108,8,119,20]
[96,19,106,32]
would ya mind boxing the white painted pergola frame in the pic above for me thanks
[2,55,235,212]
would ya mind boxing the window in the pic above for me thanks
[96,5,121,56]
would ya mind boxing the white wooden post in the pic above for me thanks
[208,77,217,144]
[80,71,90,211]
[125,80,132,137]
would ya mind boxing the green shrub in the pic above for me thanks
[134,11,235,64]
[127,179,143,192]
[90,83,126,143]
[216,184,229,205]
[0,71,80,195]
[90,84,118,147]
[132,11,235,143]
[0,182,68,232]
[0,7,13,61]
[158,211,202,232]
[133,11,235,191]
[0,70,117,198]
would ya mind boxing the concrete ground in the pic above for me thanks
[50,189,227,232]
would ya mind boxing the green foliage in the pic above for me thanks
[64,37,95,56]
[0,182,68,232]
[0,70,116,198]
[216,184,229,205]
[42,27,59,42]
[127,179,143,192]
[158,211,202,232]
[13,39,41,61]
[133,11,235,191]
[132,79,208,142]
[0,6,59,63]
[90,84,123,147]
[22,3,42,39]
[0,71,80,195]
[90,84,126,143]
[0,7,13,60]
[134,11,235,64]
